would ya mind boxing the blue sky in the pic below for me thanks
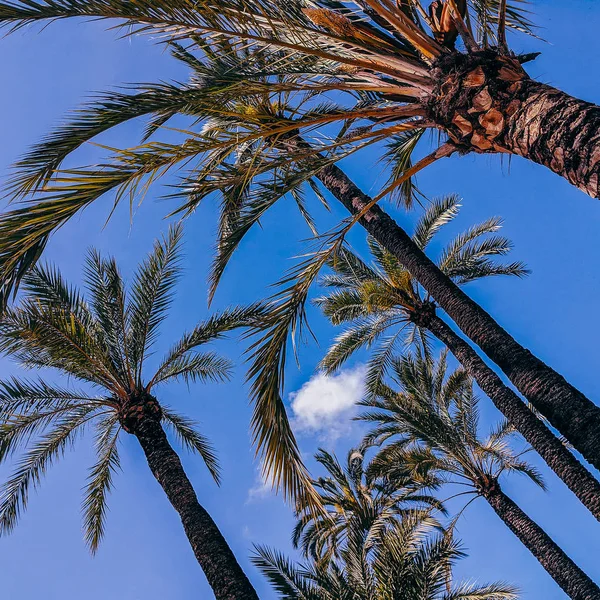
[1,1,600,598]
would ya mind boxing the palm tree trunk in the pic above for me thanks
[131,413,259,600]
[427,50,600,198]
[426,313,600,521]
[313,159,600,471]
[482,482,600,600]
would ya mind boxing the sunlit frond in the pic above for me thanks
[412,195,460,250]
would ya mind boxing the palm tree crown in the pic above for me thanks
[316,195,526,391]
[0,223,259,551]
[292,446,443,562]
[362,349,544,504]
[361,350,600,599]
[254,511,519,600]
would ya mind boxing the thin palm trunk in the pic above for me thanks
[312,158,600,471]
[482,481,600,600]
[425,313,600,521]
[130,412,259,600]
[428,51,600,198]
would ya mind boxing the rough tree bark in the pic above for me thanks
[120,394,259,600]
[480,478,600,600]
[312,159,600,470]
[425,50,600,198]
[420,310,600,521]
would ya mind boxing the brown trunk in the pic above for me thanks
[123,397,259,600]
[425,312,600,521]
[314,159,600,470]
[426,49,600,198]
[482,481,600,600]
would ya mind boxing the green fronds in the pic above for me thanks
[313,289,368,325]
[0,405,98,535]
[444,581,519,600]
[9,84,204,197]
[438,219,529,284]
[82,412,122,553]
[147,304,264,389]
[256,507,517,600]
[318,313,403,374]
[0,301,121,391]
[127,222,184,384]
[360,351,543,508]
[152,351,233,386]
[246,240,348,507]
[382,128,425,208]
[161,407,221,484]
[251,545,319,598]
[412,195,460,250]
[293,446,441,563]
[315,200,525,392]
[83,250,131,387]
[0,377,102,414]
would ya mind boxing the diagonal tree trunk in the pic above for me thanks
[480,479,600,600]
[311,158,600,471]
[423,312,600,521]
[124,401,259,600]
[425,50,600,198]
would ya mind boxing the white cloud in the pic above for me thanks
[289,366,365,442]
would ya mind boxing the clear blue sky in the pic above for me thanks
[1,2,600,598]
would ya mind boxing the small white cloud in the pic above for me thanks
[289,366,365,442]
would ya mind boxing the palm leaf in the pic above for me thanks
[127,222,184,384]
[82,412,121,553]
[161,407,221,484]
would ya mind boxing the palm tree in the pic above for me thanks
[315,195,600,521]
[362,351,600,600]
[292,446,443,562]
[0,224,261,600]
[0,1,597,198]
[254,511,519,600]
[0,2,599,497]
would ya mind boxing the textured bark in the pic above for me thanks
[425,50,600,197]
[122,395,259,600]
[314,161,600,470]
[482,483,600,600]
[425,313,600,521]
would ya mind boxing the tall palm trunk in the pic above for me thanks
[128,408,259,600]
[313,158,600,471]
[480,479,600,600]
[427,50,600,198]
[424,313,600,521]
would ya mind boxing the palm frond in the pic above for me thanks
[127,222,184,384]
[82,412,121,553]
[161,407,221,484]
[84,249,132,387]
[246,239,347,507]
[147,304,263,390]
[412,195,460,250]
[0,405,98,534]
[0,377,102,413]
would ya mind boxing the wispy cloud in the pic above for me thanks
[289,366,365,443]
[246,467,275,503]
